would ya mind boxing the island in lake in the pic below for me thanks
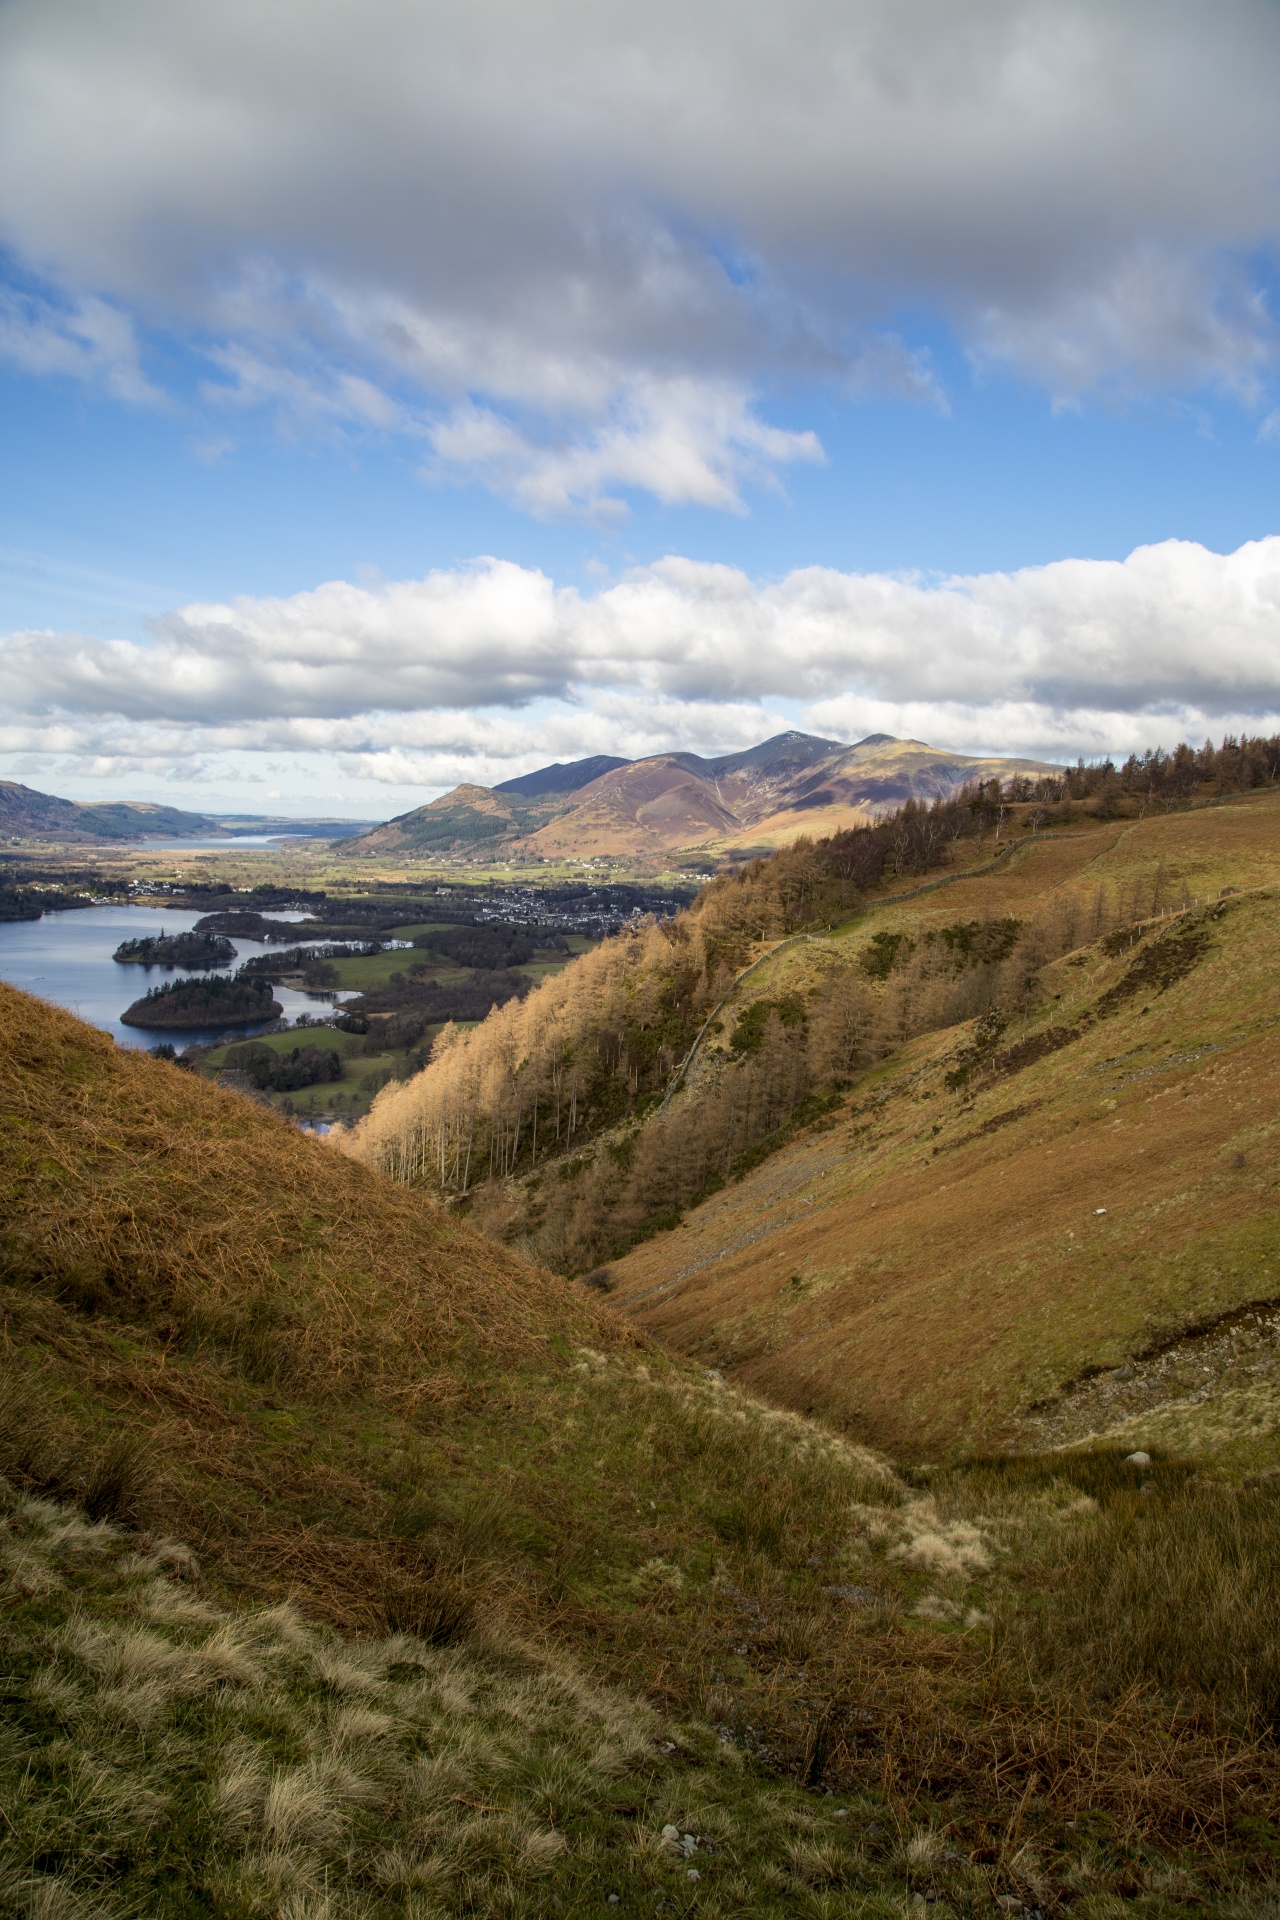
[113,930,236,969]
[121,973,282,1030]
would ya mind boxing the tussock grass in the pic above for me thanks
[957,1456,1280,1720]
[0,982,606,1394]
[0,1380,151,1527]
[0,1477,990,1920]
[9,985,1280,1907]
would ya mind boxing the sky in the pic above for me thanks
[3,0,1280,818]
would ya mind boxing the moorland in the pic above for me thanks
[4,733,1280,1916]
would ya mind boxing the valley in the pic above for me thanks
[7,970,1280,1915]
[5,737,1280,1915]
[8,12,1277,1914]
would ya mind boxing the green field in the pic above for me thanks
[321,947,453,989]
[199,1027,460,1122]
[202,1026,360,1063]
[322,944,571,991]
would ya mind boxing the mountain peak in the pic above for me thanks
[343,731,1063,861]
[494,754,629,798]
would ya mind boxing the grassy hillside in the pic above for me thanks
[7,983,1280,1911]
[605,797,1280,1460]
[0,778,216,843]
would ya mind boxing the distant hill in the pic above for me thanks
[345,730,1062,862]
[0,780,217,843]
[0,779,377,844]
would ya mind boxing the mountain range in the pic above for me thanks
[345,730,1061,863]
[0,731,1058,860]
[0,781,372,845]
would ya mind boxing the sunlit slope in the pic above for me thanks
[0,981,592,1380]
[0,981,633,1609]
[606,798,1280,1458]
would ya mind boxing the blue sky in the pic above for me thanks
[3,1,1280,816]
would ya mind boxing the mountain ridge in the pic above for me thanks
[348,730,1062,863]
[0,779,375,843]
[0,780,218,844]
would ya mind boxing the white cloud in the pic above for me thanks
[425,378,822,520]
[2,1,1280,510]
[3,536,1280,804]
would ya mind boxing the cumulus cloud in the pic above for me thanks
[4,537,1280,800]
[425,378,823,519]
[2,1,1280,510]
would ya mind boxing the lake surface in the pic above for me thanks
[136,830,370,849]
[0,903,347,1050]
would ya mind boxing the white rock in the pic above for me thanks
[686,1868,700,1880]
[1126,1451,1151,1466]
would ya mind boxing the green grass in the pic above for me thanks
[324,949,458,990]
[200,1029,448,1120]
[203,1028,362,1064]
[6,1370,1280,1916]
[516,957,573,984]
[326,947,573,992]
[0,1478,937,1920]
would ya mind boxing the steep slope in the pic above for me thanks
[605,798,1280,1459]
[0,978,903,1692]
[7,985,1280,1907]
[345,780,530,855]
[736,736,1062,850]
[524,753,744,857]
[348,757,632,856]
[537,732,1061,857]
[495,751,629,796]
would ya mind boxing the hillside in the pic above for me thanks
[0,778,375,844]
[495,751,629,796]
[342,731,1061,863]
[344,735,1280,1476]
[604,796,1280,1460]
[0,778,217,843]
[8,983,1280,1908]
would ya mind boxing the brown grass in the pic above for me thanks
[0,979,630,1625]
[0,981,612,1390]
[606,802,1280,1456]
[8,978,1280,1886]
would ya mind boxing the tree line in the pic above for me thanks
[460,866,1186,1272]
[346,733,1267,1262]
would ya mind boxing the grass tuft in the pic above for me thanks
[82,1435,151,1528]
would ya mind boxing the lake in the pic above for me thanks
[135,830,371,849]
[0,903,347,1050]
